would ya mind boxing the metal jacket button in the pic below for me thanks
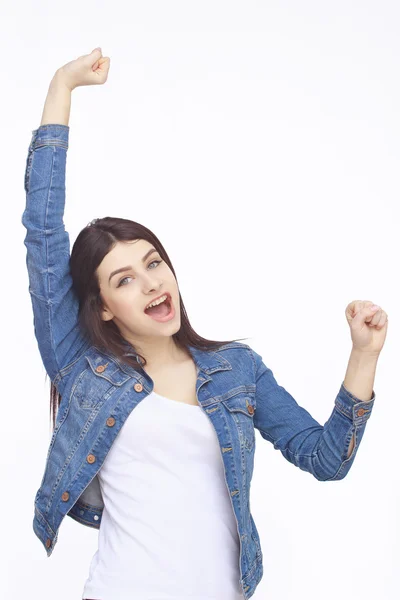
[45,538,51,548]
[61,491,69,502]
[87,454,96,464]
[106,417,116,427]
[247,405,255,415]
[357,408,366,417]
[134,383,143,392]
[96,365,106,373]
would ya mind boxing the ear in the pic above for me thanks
[101,304,114,322]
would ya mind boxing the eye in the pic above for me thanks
[149,259,162,269]
[117,276,132,287]
[117,260,162,287]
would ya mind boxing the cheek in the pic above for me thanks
[107,290,143,318]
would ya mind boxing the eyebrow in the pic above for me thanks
[108,248,159,284]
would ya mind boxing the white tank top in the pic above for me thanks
[82,390,244,600]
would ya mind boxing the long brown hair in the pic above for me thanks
[50,217,248,430]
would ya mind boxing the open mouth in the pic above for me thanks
[144,294,175,322]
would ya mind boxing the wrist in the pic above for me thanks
[343,347,378,403]
[351,347,380,363]
[51,69,73,93]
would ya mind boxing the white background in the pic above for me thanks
[1,1,399,599]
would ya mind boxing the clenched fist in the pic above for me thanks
[345,300,388,356]
[57,47,110,91]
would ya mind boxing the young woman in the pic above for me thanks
[22,48,388,600]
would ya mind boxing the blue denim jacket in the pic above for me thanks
[22,124,376,599]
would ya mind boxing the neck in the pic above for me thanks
[124,334,189,369]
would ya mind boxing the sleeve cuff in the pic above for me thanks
[30,124,69,151]
[334,381,375,424]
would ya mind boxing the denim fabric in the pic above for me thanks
[22,124,376,600]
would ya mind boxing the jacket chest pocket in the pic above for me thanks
[71,355,133,410]
[71,368,115,410]
[221,394,256,451]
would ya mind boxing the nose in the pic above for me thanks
[142,272,162,293]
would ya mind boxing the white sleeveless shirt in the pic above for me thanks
[82,390,244,600]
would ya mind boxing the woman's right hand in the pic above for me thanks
[57,47,110,92]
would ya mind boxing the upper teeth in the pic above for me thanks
[146,294,168,309]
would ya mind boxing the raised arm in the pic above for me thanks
[251,348,376,481]
[22,72,88,383]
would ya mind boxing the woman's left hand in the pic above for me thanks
[345,300,389,356]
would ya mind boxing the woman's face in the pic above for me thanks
[96,239,181,340]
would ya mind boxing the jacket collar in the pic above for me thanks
[103,343,234,377]
[186,344,233,375]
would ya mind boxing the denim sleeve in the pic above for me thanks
[250,348,375,481]
[22,124,89,382]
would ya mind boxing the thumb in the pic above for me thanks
[353,304,379,328]
[84,47,103,71]
[84,47,102,63]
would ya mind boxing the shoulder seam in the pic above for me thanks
[214,341,251,351]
